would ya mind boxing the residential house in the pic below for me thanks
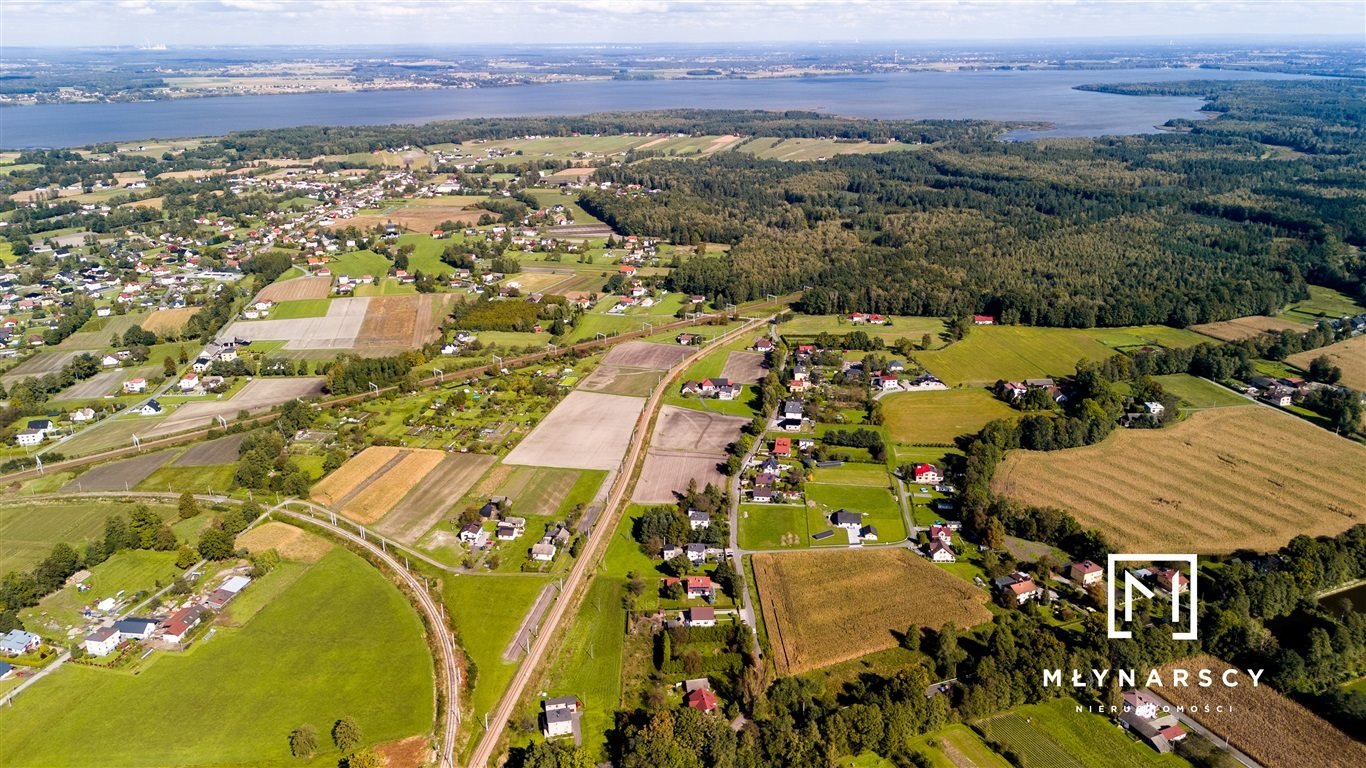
[70,407,96,422]
[687,509,710,530]
[459,522,485,544]
[542,696,580,739]
[716,383,741,401]
[755,336,774,353]
[179,372,199,392]
[685,543,708,564]
[530,541,557,562]
[15,429,44,447]
[83,626,120,657]
[995,572,1042,605]
[206,575,252,609]
[1154,568,1188,595]
[1068,560,1103,587]
[772,437,792,457]
[685,687,719,713]
[1118,690,1187,753]
[859,525,879,541]
[928,540,957,563]
[0,661,12,679]
[496,523,521,541]
[929,524,954,548]
[781,399,804,421]
[750,488,774,503]
[910,463,942,484]
[832,510,862,529]
[684,606,716,628]
[134,399,162,415]
[114,617,159,640]
[685,576,716,600]
[973,314,996,325]
[676,333,700,346]
[0,629,41,656]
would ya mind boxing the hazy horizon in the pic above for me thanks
[2,0,1362,48]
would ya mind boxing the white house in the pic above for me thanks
[684,606,716,628]
[542,696,579,738]
[123,377,147,393]
[134,399,163,416]
[687,510,710,530]
[83,626,120,657]
[15,429,43,447]
[928,541,957,563]
[70,407,96,423]
[531,541,557,562]
[179,372,199,392]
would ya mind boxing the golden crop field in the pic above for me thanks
[309,445,402,506]
[1160,656,1366,768]
[1190,315,1307,341]
[753,548,991,675]
[235,521,333,563]
[992,406,1366,554]
[1287,335,1366,391]
[340,449,446,524]
[140,307,201,336]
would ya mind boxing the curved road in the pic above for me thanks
[467,314,773,768]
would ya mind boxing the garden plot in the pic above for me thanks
[253,275,332,303]
[55,369,124,400]
[503,391,644,471]
[372,453,496,544]
[62,450,175,492]
[144,378,325,437]
[224,297,370,349]
[719,351,768,384]
[632,406,746,503]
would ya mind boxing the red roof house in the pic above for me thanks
[684,687,718,713]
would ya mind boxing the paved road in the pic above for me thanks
[467,314,773,768]
[1144,690,1264,768]
[728,383,773,657]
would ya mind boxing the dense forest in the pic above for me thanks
[575,79,1365,327]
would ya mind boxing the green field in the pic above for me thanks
[976,699,1190,768]
[809,462,891,487]
[354,278,416,297]
[1279,285,1366,326]
[396,233,455,276]
[912,325,1208,386]
[882,388,1019,445]
[59,415,169,457]
[911,724,1012,768]
[564,293,690,344]
[0,501,176,574]
[737,502,809,550]
[22,549,184,635]
[329,249,392,277]
[269,298,331,319]
[737,137,927,162]
[444,574,551,727]
[535,576,625,758]
[1153,373,1249,409]
[1,549,434,768]
[780,314,949,347]
[804,482,906,542]
[136,463,237,494]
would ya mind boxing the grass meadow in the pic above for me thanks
[912,325,1207,385]
[882,388,1018,445]
[0,501,175,573]
[1,549,434,768]
[975,698,1189,768]
[1152,373,1248,409]
[443,574,552,729]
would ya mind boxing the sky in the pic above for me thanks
[1,0,1362,48]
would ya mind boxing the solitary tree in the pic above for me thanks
[344,748,382,768]
[332,717,363,753]
[178,491,199,520]
[288,724,318,758]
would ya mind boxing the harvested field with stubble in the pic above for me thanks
[2,350,82,381]
[341,449,446,524]
[720,351,768,384]
[1287,335,1366,391]
[1159,656,1366,768]
[311,446,403,506]
[372,453,495,544]
[601,341,693,370]
[140,307,201,336]
[253,275,332,303]
[355,294,452,349]
[633,406,746,503]
[503,391,644,470]
[236,522,333,563]
[56,369,124,400]
[992,406,1366,554]
[753,548,991,675]
[63,450,175,492]
[1191,314,1308,341]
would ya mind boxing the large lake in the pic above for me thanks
[0,68,1308,148]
